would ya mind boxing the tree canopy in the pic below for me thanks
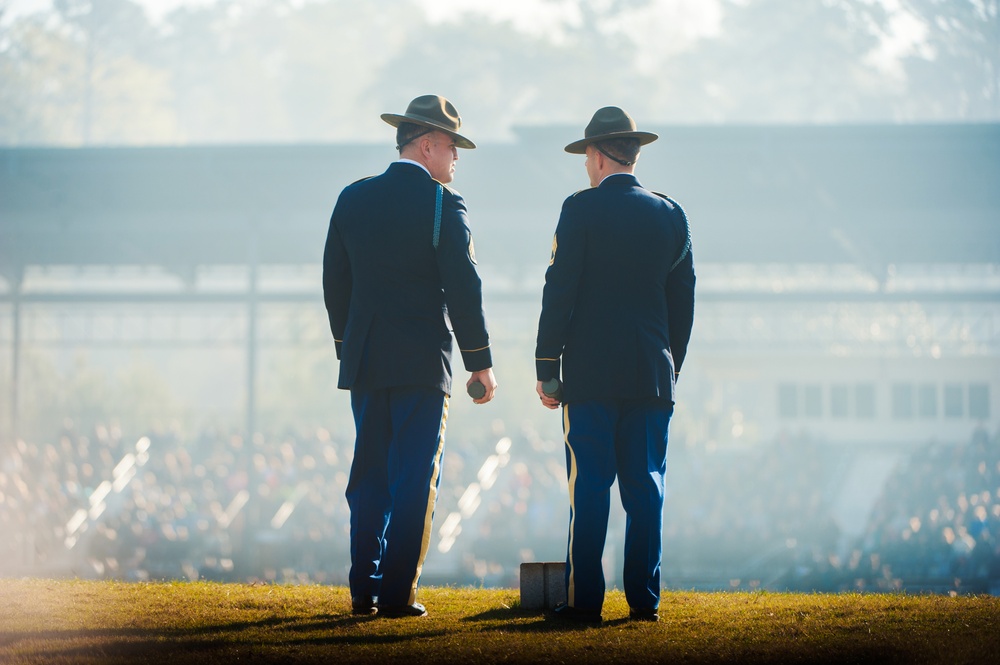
[1,0,996,145]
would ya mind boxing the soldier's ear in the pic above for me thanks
[589,146,603,168]
[413,134,427,158]
[419,132,437,157]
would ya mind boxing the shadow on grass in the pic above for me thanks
[461,607,613,633]
[461,606,540,622]
[273,612,452,645]
[28,637,258,662]
[283,628,451,648]
[26,630,911,665]
[8,613,452,662]
[0,615,286,647]
[0,612,385,649]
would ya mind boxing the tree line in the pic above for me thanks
[0,0,997,146]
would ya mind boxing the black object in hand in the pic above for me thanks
[468,381,486,399]
[542,378,563,400]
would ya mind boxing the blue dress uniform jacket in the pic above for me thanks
[535,173,695,400]
[534,172,695,614]
[323,161,492,608]
[324,161,492,394]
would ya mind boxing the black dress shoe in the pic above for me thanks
[551,602,602,625]
[378,602,428,618]
[628,607,659,622]
[351,595,377,615]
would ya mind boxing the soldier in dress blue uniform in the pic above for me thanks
[535,107,696,624]
[323,95,497,618]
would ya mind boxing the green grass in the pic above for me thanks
[0,580,998,664]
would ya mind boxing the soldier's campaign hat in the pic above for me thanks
[564,106,658,154]
[381,95,476,149]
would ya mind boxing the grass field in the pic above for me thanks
[1,580,998,664]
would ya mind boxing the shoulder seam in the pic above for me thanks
[651,192,691,273]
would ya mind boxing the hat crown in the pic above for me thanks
[405,94,463,133]
[380,94,475,149]
[585,106,638,139]
[564,106,657,154]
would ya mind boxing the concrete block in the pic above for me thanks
[520,561,566,610]
[520,562,545,610]
[543,562,566,608]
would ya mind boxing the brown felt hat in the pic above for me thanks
[564,106,658,154]
[381,95,476,149]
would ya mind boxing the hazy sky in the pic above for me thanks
[2,0,585,22]
[3,0,724,40]
[1,0,922,72]
[2,0,977,144]
[3,0,213,21]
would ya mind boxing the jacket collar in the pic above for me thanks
[598,172,641,188]
[389,160,432,178]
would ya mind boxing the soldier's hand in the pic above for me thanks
[536,380,561,410]
[468,368,497,404]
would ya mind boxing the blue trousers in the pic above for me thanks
[562,398,673,612]
[346,386,448,606]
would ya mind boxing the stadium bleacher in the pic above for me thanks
[2,420,997,594]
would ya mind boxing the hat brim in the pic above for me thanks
[381,113,476,149]
[564,130,658,154]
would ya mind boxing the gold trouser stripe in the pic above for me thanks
[563,404,578,607]
[409,395,449,605]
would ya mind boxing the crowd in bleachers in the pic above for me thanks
[847,427,1000,593]
[660,433,844,589]
[659,426,1000,594]
[1,422,131,574]
[1,419,997,595]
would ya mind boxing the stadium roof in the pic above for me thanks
[1,123,998,287]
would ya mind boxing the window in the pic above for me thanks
[856,383,876,419]
[917,384,937,418]
[778,383,797,418]
[892,383,914,419]
[831,384,849,418]
[969,384,990,420]
[944,384,963,418]
[803,384,822,418]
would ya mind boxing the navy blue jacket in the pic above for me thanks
[323,161,492,395]
[535,173,695,403]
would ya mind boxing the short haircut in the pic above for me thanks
[595,137,641,165]
[396,122,432,152]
